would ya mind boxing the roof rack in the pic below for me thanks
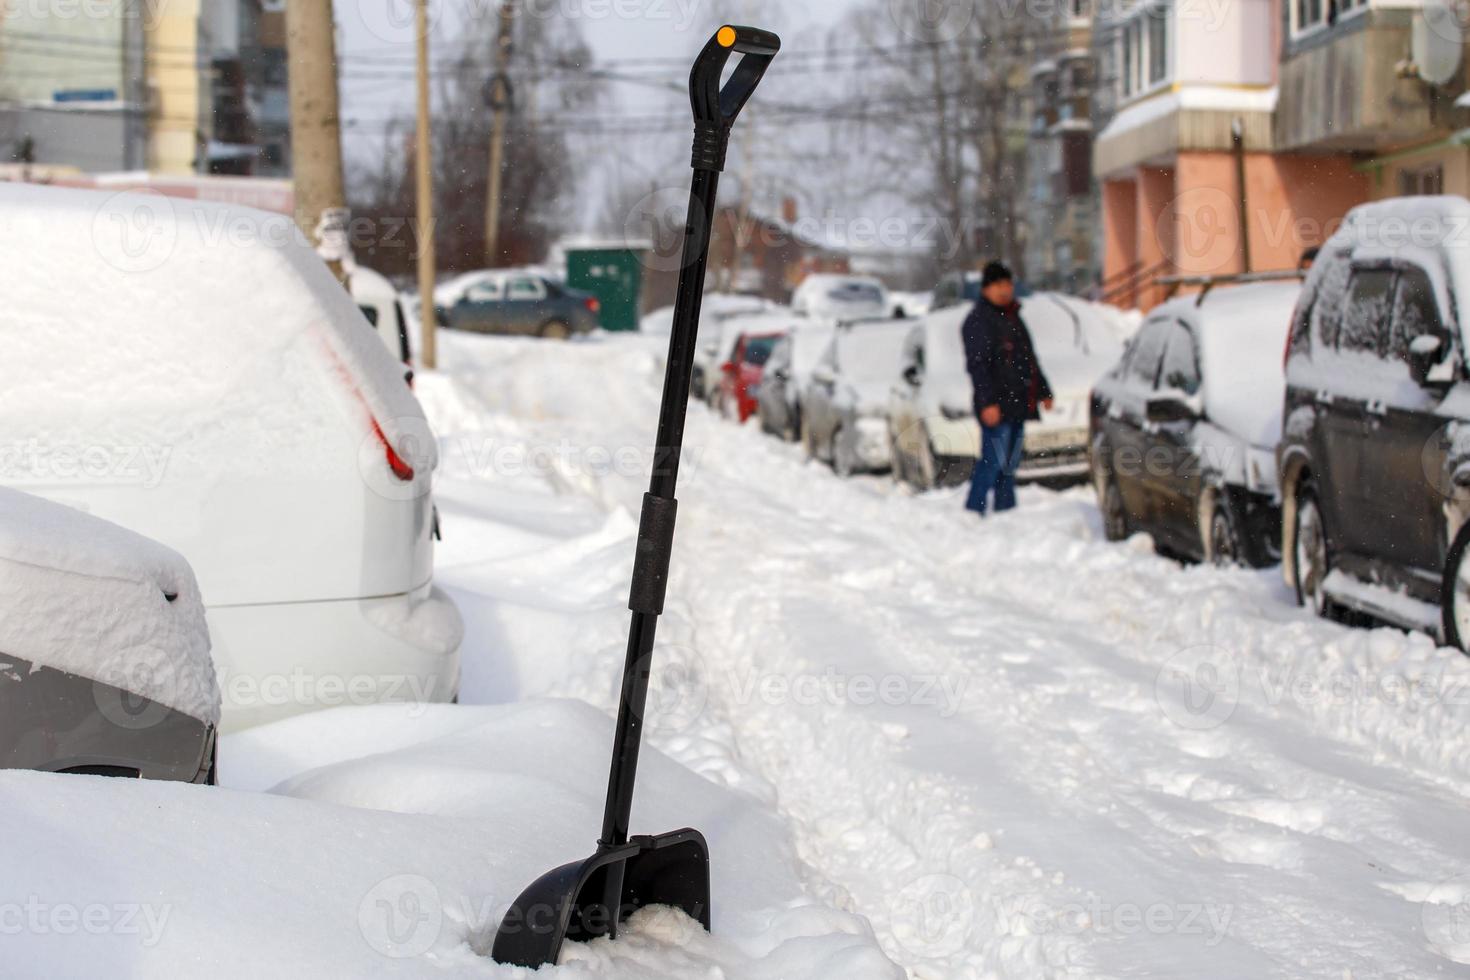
[1155,269,1304,306]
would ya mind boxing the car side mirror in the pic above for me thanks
[812,365,835,386]
[721,361,738,374]
[1145,392,1198,425]
[1408,333,1448,386]
[771,367,789,381]
[903,364,923,387]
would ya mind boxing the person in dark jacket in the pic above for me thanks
[961,261,1054,516]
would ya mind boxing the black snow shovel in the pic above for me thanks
[489,24,780,970]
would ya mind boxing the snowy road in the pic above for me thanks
[15,328,1469,977]
[424,331,1470,978]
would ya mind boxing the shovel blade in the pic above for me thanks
[489,828,711,968]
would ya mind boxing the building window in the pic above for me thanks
[1293,0,1362,34]
[1400,165,1444,196]
[1147,9,1168,84]
[1117,1,1170,101]
[1295,0,1323,32]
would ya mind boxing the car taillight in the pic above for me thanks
[585,297,601,314]
[372,419,416,482]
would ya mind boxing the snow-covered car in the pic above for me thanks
[791,274,890,322]
[0,487,219,783]
[1279,196,1470,645]
[803,320,912,475]
[888,290,932,319]
[889,294,1126,488]
[691,305,790,402]
[5,184,463,731]
[350,265,413,384]
[757,320,837,441]
[1090,281,1302,566]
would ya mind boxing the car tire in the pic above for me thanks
[1293,484,1339,620]
[1094,455,1129,542]
[539,319,572,341]
[890,430,909,485]
[912,434,938,491]
[1440,521,1470,652]
[785,406,800,443]
[801,416,816,460]
[1207,493,1244,567]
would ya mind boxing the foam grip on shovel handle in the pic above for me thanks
[689,25,782,171]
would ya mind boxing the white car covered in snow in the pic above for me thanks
[3,184,463,731]
[803,320,912,475]
[791,274,890,322]
[350,265,413,384]
[756,319,838,441]
[889,293,1126,487]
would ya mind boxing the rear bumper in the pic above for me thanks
[1018,425,1090,482]
[207,581,464,732]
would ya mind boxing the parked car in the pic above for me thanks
[803,320,912,475]
[0,486,219,783]
[889,294,1126,489]
[889,290,933,319]
[1089,281,1302,566]
[692,306,790,402]
[715,331,786,423]
[791,274,890,322]
[350,265,414,384]
[6,184,463,731]
[446,271,601,339]
[1279,196,1470,646]
[930,270,982,311]
[757,320,838,441]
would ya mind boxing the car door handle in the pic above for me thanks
[1316,389,1334,404]
[1365,400,1387,417]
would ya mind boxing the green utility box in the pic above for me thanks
[563,241,650,332]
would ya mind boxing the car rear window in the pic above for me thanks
[743,337,780,365]
[1340,268,1395,356]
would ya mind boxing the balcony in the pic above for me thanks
[1274,5,1463,152]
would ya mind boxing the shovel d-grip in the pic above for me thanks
[490,25,780,970]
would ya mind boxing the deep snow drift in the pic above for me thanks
[8,328,1470,978]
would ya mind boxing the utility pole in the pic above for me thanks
[483,0,516,267]
[286,0,349,283]
[415,0,438,370]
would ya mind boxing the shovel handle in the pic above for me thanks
[689,25,781,171]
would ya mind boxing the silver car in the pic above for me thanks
[802,320,912,476]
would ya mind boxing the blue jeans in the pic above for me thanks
[966,421,1025,515]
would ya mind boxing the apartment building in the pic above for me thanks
[0,1,287,177]
[1090,0,1470,309]
[1024,0,1101,293]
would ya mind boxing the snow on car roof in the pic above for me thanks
[0,487,218,723]
[2,182,433,474]
[1157,281,1302,448]
[835,320,910,381]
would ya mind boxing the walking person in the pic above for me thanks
[961,262,1054,516]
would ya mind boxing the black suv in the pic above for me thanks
[1279,197,1470,647]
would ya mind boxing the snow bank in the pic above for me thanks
[0,487,217,723]
[1,700,899,978]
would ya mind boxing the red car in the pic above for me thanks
[717,332,785,423]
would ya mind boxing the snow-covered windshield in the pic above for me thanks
[836,323,910,382]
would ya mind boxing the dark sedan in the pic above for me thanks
[444,272,601,339]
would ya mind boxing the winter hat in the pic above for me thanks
[980,261,1013,288]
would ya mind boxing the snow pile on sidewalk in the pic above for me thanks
[3,699,897,978]
[0,487,217,722]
